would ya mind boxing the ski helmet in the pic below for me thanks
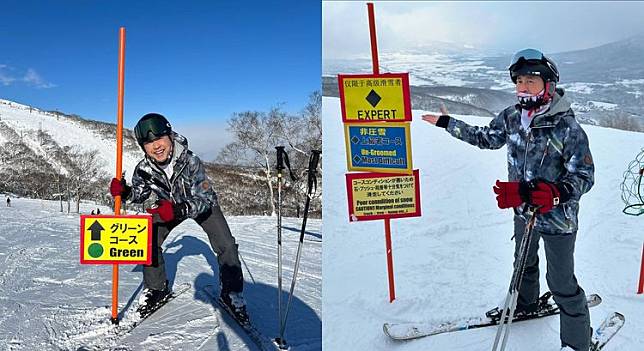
[134,113,172,146]
[508,48,559,84]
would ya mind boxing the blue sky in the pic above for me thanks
[1,1,320,159]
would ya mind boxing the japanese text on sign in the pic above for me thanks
[338,73,412,122]
[346,170,421,221]
[80,215,152,264]
[345,122,412,173]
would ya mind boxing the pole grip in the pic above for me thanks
[276,146,285,171]
[306,150,321,195]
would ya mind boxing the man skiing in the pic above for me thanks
[6,197,10,207]
[423,49,594,350]
[109,113,248,322]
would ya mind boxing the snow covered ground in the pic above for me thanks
[322,96,644,350]
[0,99,140,178]
[0,199,321,350]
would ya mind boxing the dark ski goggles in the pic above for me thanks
[134,117,172,144]
[509,48,559,77]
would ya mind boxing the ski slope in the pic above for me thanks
[0,199,321,350]
[0,99,140,178]
[322,96,644,351]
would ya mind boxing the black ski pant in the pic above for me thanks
[144,205,244,294]
[513,216,591,351]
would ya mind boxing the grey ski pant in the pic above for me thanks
[513,216,591,351]
[144,205,244,294]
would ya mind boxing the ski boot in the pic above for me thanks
[486,291,555,322]
[137,281,171,318]
[220,290,250,325]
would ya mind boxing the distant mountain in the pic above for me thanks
[0,99,317,218]
[323,76,513,116]
[324,36,644,132]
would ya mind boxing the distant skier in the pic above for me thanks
[423,49,594,351]
[96,208,101,215]
[6,197,10,207]
[109,113,248,322]
[91,210,95,215]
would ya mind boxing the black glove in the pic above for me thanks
[436,115,451,128]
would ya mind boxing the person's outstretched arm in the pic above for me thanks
[422,104,508,150]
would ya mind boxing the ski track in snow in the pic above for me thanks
[0,200,321,350]
[322,96,644,351]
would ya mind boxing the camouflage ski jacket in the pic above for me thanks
[127,133,219,219]
[444,89,594,234]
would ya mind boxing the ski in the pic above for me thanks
[383,293,601,341]
[202,284,279,351]
[590,312,625,351]
[117,282,192,335]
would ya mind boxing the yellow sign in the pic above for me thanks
[80,215,152,264]
[338,73,412,122]
[346,170,421,221]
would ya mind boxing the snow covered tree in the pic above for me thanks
[216,91,322,218]
[67,147,108,213]
[217,108,284,216]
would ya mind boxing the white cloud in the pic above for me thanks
[0,65,56,88]
[323,1,644,57]
[174,119,233,162]
[23,68,56,89]
[0,65,16,86]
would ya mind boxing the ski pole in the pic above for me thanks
[238,252,255,284]
[279,150,321,345]
[274,146,296,349]
[492,207,538,351]
[275,145,285,344]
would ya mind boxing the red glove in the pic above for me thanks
[146,200,188,222]
[109,178,130,198]
[494,179,569,214]
[526,181,561,214]
[493,180,523,209]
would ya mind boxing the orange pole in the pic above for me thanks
[385,218,396,302]
[638,243,644,294]
[111,27,126,324]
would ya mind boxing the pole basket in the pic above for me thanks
[621,148,644,216]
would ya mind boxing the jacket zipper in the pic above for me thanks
[523,130,532,179]
[539,139,550,168]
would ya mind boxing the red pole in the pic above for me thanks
[367,3,379,75]
[367,2,395,303]
[111,27,126,324]
[385,218,396,302]
[638,243,644,294]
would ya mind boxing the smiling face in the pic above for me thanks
[143,135,173,163]
[515,74,545,95]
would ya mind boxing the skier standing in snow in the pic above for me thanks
[423,49,594,350]
[6,197,10,207]
[108,113,248,322]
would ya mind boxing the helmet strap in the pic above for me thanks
[543,81,555,102]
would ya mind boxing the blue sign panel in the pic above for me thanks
[345,122,412,173]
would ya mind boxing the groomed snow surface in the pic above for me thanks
[0,199,321,350]
[322,97,644,351]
